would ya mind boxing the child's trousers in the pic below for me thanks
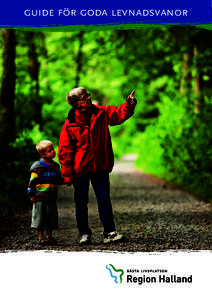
[73,170,116,237]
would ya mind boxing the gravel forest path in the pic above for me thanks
[0,155,211,252]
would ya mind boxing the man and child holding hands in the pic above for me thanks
[28,87,137,245]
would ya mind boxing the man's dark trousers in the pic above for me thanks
[73,170,116,237]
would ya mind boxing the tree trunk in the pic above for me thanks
[0,29,16,142]
[193,47,204,114]
[26,32,42,130]
[179,50,193,101]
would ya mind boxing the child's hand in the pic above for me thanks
[126,90,137,105]
[31,196,36,202]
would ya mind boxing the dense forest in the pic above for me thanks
[1,26,212,216]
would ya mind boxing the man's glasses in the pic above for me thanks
[79,93,91,102]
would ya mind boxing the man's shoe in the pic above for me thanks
[104,231,124,244]
[79,234,91,245]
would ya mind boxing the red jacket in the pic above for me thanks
[58,101,136,183]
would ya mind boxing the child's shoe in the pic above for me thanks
[103,231,124,243]
[45,238,58,245]
[38,238,46,245]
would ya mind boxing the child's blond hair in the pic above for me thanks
[36,140,53,154]
[66,87,87,106]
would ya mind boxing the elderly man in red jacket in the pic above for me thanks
[58,87,137,245]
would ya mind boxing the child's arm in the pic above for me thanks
[27,170,39,201]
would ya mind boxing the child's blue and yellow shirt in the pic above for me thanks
[28,159,64,202]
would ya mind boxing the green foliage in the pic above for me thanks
[1,26,212,213]
[134,128,165,177]
[135,92,212,201]
[161,102,212,200]
[24,124,60,163]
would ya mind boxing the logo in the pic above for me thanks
[106,264,193,286]
[106,264,124,284]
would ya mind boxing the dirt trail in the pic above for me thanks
[0,155,211,252]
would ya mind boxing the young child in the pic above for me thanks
[28,140,63,245]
